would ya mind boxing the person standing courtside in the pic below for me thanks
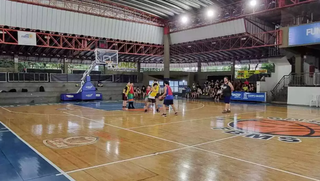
[160,81,177,117]
[222,77,234,113]
[141,85,146,99]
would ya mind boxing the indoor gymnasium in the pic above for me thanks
[1,0,320,181]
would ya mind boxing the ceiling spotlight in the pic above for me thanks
[249,0,257,7]
[181,16,188,24]
[207,9,214,17]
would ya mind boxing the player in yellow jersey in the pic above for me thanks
[153,80,160,112]
[122,82,130,109]
[145,80,160,112]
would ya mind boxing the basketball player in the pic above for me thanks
[143,85,151,111]
[144,83,158,112]
[122,82,130,109]
[152,80,160,112]
[222,77,234,113]
[160,81,177,117]
[127,82,135,109]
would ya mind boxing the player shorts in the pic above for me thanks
[122,93,127,101]
[148,98,156,103]
[224,96,231,104]
[163,99,173,106]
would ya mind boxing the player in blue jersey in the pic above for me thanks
[160,81,177,117]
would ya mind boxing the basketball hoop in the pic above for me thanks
[77,49,118,93]
[95,49,118,67]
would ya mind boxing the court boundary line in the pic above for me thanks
[128,110,264,130]
[58,135,241,175]
[0,121,75,181]
[64,112,187,146]
[192,147,320,181]
[264,110,320,117]
[62,112,320,181]
[0,106,12,112]
[0,102,205,116]
[68,102,206,118]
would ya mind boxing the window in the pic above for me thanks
[149,80,187,93]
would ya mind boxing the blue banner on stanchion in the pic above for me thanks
[289,22,320,46]
[231,92,266,102]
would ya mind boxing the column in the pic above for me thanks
[137,61,141,82]
[231,59,236,81]
[294,54,304,85]
[163,24,170,79]
[197,61,201,73]
[137,61,141,73]
[294,54,303,75]
[63,58,69,74]
[14,55,19,73]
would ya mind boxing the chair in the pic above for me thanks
[309,95,320,107]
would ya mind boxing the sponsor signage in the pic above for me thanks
[18,31,37,46]
[231,92,266,102]
[85,94,93,97]
[212,117,320,143]
[289,22,320,46]
[236,69,267,79]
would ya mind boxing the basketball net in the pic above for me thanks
[77,49,118,93]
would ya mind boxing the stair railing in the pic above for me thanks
[271,73,291,99]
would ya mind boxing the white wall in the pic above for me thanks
[257,56,292,93]
[0,0,163,44]
[170,19,246,44]
[288,87,320,106]
[304,55,319,73]
[302,55,320,86]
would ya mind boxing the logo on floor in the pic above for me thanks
[43,136,99,149]
[213,117,320,143]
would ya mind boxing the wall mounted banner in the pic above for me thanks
[231,92,266,102]
[18,31,37,46]
[236,70,267,79]
[289,22,320,46]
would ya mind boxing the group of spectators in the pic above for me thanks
[132,86,145,100]
[185,79,256,100]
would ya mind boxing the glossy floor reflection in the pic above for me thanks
[0,123,70,181]
[0,100,320,181]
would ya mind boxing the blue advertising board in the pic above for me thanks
[289,22,320,46]
[231,92,266,102]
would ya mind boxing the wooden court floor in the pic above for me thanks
[1,100,320,181]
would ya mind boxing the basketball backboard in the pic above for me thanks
[95,49,118,66]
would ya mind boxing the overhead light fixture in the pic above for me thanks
[207,9,214,18]
[249,0,257,7]
[181,15,188,24]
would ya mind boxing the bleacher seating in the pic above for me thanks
[0,81,140,105]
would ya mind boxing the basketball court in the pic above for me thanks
[0,0,320,181]
[1,100,320,181]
